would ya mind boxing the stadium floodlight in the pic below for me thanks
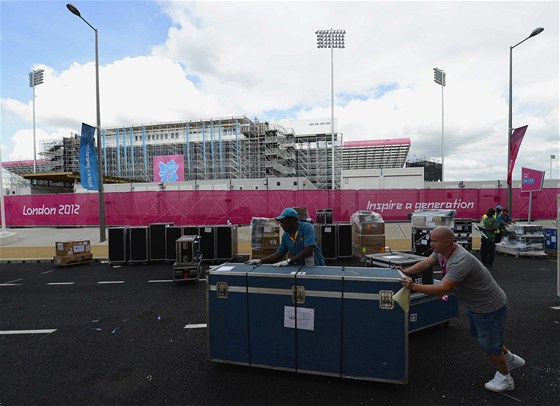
[433,67,446,181]
[316,29,345,190]
[29,69,44,173]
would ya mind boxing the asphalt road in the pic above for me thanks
[1,255,559,406]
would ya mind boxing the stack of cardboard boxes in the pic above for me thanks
[350,211,385,261]
[251,218,281,259]
[53,240,93,266]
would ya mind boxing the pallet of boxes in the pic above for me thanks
[251,217,281,260]
[54,240,93,267]
[350,210,386,261]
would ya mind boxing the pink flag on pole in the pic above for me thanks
[507,125,528,185]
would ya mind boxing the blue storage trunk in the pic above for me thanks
[294,266,344,376]
[246,265,301,371]
[340,266,408,383]
[208,264,410,384]
[207,263,258,365]
[544,228,557,250]
[409,282,459,333]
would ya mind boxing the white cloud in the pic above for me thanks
[1,1,558,180]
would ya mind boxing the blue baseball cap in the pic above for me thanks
[275,208,298,220]
[496,205,503,210]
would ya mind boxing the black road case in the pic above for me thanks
[108,227,127,265]
[128,226,149,263]
[365,252,433,285]
[215,225,238,261]
[165,225,184,262]
[149,222,174,262]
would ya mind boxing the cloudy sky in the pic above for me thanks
[1,0,558,182]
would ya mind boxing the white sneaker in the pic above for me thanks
[485,371,514,392]
[506,353,526,371]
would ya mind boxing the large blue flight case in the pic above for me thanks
[207,263,410,384]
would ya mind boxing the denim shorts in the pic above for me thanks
[467,305,508,355]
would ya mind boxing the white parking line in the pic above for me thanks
[97,281,125,284]
[40,269,57,274]
[4,278,23,284]
[0,283,22,287]
[184,323,207,329]
[47,282,75,285]
[0,329,57,335]
[148,279,173,283]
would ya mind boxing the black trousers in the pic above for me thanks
[480,238,496,266]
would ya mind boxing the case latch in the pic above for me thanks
[216,282,228,299]
[379,290,394,310]
[292,286,305,304]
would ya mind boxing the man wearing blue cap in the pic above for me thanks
[247,208,325,267]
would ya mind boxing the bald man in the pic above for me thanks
[400,226,525,393]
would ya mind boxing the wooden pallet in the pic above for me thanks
[495,245,548,258]
[54,254,93,267]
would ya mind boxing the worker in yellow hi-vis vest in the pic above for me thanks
[482,205,502,243]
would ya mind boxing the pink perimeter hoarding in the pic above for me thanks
[3,188,559,227]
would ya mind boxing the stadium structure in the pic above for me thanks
[4,117,412,191]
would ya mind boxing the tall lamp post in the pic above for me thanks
[507,27,544,213]
[551,154,556,180]
[316,28,345,190]
[29,69,44,173]
[66,3,106,242]
[433,67,446,181]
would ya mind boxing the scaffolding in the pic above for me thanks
[6,117,361,190]
[102,117,299,184]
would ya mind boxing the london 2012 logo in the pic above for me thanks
[158,159,179,182]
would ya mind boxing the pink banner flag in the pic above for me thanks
[507,125,528,185]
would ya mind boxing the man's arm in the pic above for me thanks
[401,276,460,296]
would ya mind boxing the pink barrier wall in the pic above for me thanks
[3,188,558,227]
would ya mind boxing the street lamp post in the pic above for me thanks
[433,67,446,181]
[66,3,106,242]
[551,154,556,180]
[316,28,345,190]
[29,69,44,173]
[507,27,544,214]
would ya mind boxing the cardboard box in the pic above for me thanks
[352,235,386,260]
[353,222,385,235]
[262,236,280,250]
[55,241,91,257]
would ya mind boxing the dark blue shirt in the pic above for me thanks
[277,221,325,266]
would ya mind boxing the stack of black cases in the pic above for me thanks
[364,252,458,333]
[314,224,337,260]
[453,219,473,251]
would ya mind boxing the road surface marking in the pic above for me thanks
[47,282,75,285]
[0,329,57,335]
[184,323,207,329]
[97,281,125,284]
[0,283,22,287]
[4,278,23,284]
[41,269,57,274]
[148,279,173,283]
